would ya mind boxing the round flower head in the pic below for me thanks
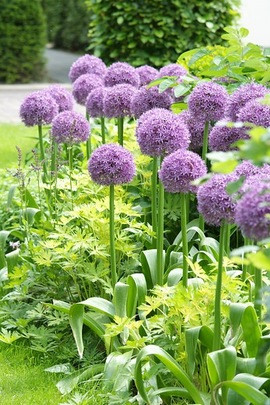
[158,63,187,78]
[51,111,90,144]
[103,84,136,118]
[241,165,270,193]
[136,65,158,86]
[69,54,107,82]
[197,174,237,226]
[225,83,269,121]
[20,91,58,126]
[136,108,190,157]
[45,85,73,112]
[131,86,172,118]
[72,74,103,105]
[235,182,270,241]
[178,110,207,151]
[88,143,135,185]
[86,87,105,117]
[234,160,261,178]
[209,121,249,152]
[238,98,270,128]
[188,81,229,122]
[159,149,207,193]
[104,62,140,88]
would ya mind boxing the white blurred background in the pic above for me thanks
[240,0,270,47]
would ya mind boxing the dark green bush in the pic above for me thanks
[86,0,240,67]
[0,0,46,83]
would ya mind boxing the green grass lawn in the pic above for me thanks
[0,124,37,169]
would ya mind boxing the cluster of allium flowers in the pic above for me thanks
[131,86,172,118]
[197,174,237,226]
[209,121,249,152]
[69,54,107,82]
[45,85,73,112]
[136,65,158,86]
[72,74,104,105]
[225,83,269,121]
[51,111,90,144]
[235,182,270,241]
[86,87,105,117]
[136,108,190,157]
[159,149,207,193]
[104,62,140,88]
[20,91,58,126]
[188,81,229,122]
[178,110,206,151]
[158,63,187,78]
[233,160,262,178]
[103,84,136,118]
[240,165,270,193]
[238,98,270,128]
[88,143,135,185]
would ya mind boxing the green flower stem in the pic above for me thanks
[151,157,158,248]
[109,184,117,287]
[224,224,231,255]
[86,111,91,159]
[181,192,189,288]
[242,237,249,282]
[38,124,47,177]
[254,266,262,320]
[101,117,106,144]
[202,121,209,163]
[51,140,57,177]
[213,221,226,351]
[118,117,124,146]
[69,145,73,209]
[156,167,164,286]
[198,214,204,232]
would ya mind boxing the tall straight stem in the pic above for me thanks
[242,237,249,282]
[38,124,47,177]
[51,140,57,177]
[69,145,73,209]
[254,265,262,320]
[151,157,158,248]
[181,193,189,288]
[156,174,164,285]
[118,117,124,146]
[213,222,226,351]
[109,185,117,288]
[101,117,106,144]
[224,224,231,255]
[86,111,91,159]
[202,121,209,163]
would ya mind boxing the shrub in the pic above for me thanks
[85,0,240,67]
[0,0,46,83]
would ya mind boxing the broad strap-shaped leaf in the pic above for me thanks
[5,249,20,273]
[113,282,129,318]
[223,373,270,405]
[255,334,270,375]
[167,268,183,286]
[56,364,104,395]
[104,351,134,395]
[69,304,84,359]
[185,326,214,376]
[79,297,115,318]
[126,273,147,318]
[141,249,165,288]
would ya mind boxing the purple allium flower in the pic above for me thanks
[209,121,249,152]
[103,84,136,118]
[136,65,158,86]
[69,54,107,83]
[240,165,270,193]
[45,85,73,112]
[136,108,190,157]
[72,74,104,106]
[51,111,90,144]
[225,83,269,121]
[88,143,135,185]
[86,87,105,117]
[234,160,261,178]
[197,174,237,226]
[131,86,172,118]
[188,82,229,122]
[238,98,270,128]
[178,110,207,151]
[235,182,270,241]
[104,62,140,88]
[159,149,207,193]
[20,91,58,126]
[158,64,187,78]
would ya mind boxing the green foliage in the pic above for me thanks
[0,0,46,83]
[85,0,239,67]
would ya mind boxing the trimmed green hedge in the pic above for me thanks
[0,0,46,83]
[86,0,240,67]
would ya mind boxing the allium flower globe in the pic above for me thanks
[225,83,269,121]
[158,64,187,78]
[178,110,207,151]
[51,111,90,144]
[72,74,103,105]
[104,62,140,88]
[103,84,136,118]
[209,121,249,152]
[69,54,107,82]
[86,87,105,117]
[88,143,135,185]
[188,82,229,122]
[197,174,237,226]
[131,86,172,118]
[20,91,58,126]
[136,108,190,157]
[136,65,158,86]
[159,149,207,193]
[238,98,270,128]
[240,165,270,193]
[234,160,261,178]
[235,183,270,241]
[45,85,73,112]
